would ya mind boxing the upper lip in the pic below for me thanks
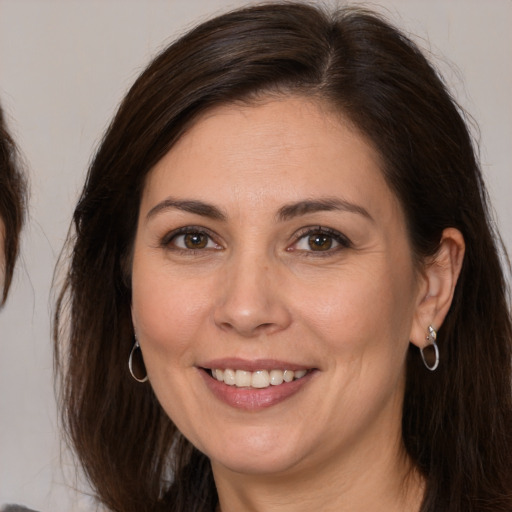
[199,358,314,372]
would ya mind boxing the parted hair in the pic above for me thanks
[54,3,512,512]
[0,104,26,304]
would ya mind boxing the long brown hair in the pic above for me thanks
[54,3,512,511]
[0,103,26,304]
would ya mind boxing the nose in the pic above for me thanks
[213,252,292,338]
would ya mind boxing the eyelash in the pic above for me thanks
[160,225,352,255]
[290,226,352,255]
[160,226,221,253]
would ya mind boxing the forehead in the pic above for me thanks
[141,96,398,221]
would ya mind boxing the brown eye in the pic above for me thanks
[292,227,350,254]
[184,233,208,249]
[167,230,220,251]
[308,233,333,251]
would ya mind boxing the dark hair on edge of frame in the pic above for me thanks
[0,103,27,305]
[53,3,512,512]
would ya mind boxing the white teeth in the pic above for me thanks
[283,369,294,383]
[235,370,251,387]
[211,368,309,388]
[223,368,236,386]
[269,369,284,386]
[251,370,270,388]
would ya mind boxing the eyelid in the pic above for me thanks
[159,224,351,253]
[289,226,352,252]
[160,225,222,250]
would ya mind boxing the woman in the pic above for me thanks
[0,105,29,512]
[0,103,26,305]
[54,3,512,512]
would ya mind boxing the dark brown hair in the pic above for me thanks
[0,103,26,304]
[54,3,512,511]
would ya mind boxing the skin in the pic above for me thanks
[131,97,464,512]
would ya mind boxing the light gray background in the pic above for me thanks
[1,1,510,510]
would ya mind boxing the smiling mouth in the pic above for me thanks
[207,368,311,389]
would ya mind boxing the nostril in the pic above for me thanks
[217,319,287,337]
[213,279,293,336]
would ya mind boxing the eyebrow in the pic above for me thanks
[146,198,227,222]
[277,197,373,222]
[146,196,372,223]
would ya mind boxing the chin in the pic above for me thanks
[211,450,302,476]
[203,429,308,476]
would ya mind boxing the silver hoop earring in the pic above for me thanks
[128,340,148,383]
[420,325,439,371]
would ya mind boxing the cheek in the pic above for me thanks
[295,262,416,361]
[131,259,213,357]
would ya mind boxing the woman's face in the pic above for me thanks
[131,97,426,477]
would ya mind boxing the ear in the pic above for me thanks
[409,228,465,349]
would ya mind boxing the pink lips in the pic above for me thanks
[199,358,315,411]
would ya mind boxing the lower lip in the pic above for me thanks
[199,369,315,411]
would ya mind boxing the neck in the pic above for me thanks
[212,433,424,512]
